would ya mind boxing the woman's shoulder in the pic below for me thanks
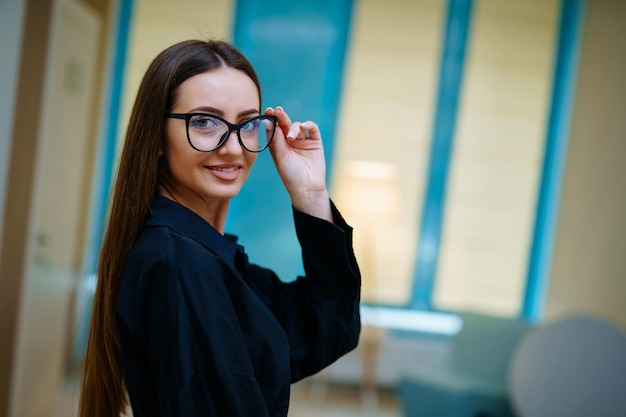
[129,224,216,267]
[121,225,231,301]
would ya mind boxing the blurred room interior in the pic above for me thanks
[1,0,626,416]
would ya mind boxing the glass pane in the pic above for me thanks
[331,0,445,305]
[433,0,560,315]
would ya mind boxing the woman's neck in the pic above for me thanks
[158,187,230,234]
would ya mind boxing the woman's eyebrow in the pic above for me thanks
[189,106,223,116]
[187,107,260,118]
[238,109,260,117]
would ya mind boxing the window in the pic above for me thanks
[333,0,565,318]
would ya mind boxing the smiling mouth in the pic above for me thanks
[209,166,241,172]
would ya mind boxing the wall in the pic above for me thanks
[546,0,626,330]
[0,1,53,414]
[0,0,26,412]
[0,0,114,415]
[10,1,103,415]
[0,0,26,259]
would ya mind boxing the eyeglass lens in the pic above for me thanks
[188,115,274,152]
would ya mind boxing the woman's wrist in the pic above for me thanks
[290,189,333,223]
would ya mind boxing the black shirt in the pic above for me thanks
[116,195,361,416]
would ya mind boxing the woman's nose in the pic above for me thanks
[219,130,244,154]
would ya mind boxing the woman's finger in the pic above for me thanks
[299,121,321,141]
[287,122,304,141]
[287,121,320,142]
[271,106,293,137]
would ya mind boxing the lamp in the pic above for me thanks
[334,160,402,408]
[335,160,401,300]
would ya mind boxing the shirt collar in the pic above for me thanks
[145,195,244,266]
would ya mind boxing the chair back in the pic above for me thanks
[509,315,626,417]
[450,312,532,387]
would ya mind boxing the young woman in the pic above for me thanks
[79,39,361,417]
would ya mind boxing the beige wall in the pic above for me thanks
[0,1,54,414]
[0,0,114,416]
[545,0,626,330]
[0,0,26,258]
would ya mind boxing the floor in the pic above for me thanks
[290,381,400,417]
[56,373,401,417]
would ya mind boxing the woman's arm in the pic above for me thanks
[247,202,361,382]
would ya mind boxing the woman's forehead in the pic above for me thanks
[175,68,259,108]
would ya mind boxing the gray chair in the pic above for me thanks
[398,311,532,417]
[508,315,626,417]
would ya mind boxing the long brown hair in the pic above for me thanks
[79,39,261,417]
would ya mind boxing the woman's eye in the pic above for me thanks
[241,119,259,132]
[191,116,217,129]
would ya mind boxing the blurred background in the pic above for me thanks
[1,0,625,416]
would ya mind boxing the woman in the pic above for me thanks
[79,39,361,417]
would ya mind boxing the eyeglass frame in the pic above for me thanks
[166,112,277,153]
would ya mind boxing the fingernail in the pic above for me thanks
[276,106,284,112]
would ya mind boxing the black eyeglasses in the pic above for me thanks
[166,113,277,153]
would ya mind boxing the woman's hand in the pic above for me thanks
[264,106,333,222]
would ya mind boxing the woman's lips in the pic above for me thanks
[207,164,242,181]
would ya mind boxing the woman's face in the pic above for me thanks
[162,67,260,211]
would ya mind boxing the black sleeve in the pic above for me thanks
[248,200,362,382]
